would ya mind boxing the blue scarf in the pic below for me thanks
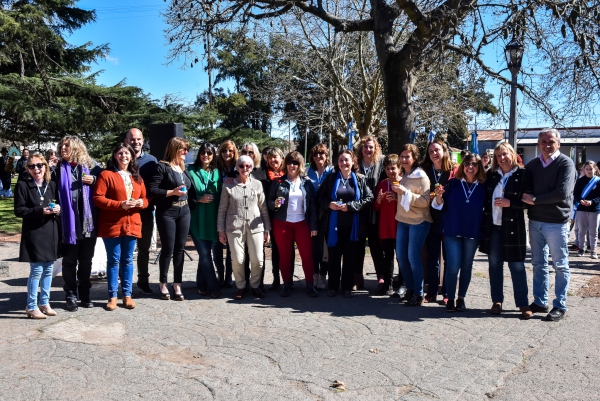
[327,171,360,247]
[573,175,600,219]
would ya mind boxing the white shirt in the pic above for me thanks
[286,178,305,223]
[492,167,517,226]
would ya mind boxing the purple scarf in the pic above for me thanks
[59,160,94,244]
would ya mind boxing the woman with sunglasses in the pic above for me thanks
[268,152,319,297]
[93,143,147,311]
[421,140,457,304]
[432,152,487,312]
[15,153,61,318]
[217,155,271,300]
[318,150,373,298]
[188,142,222,298]
[307,144,334,290]
[148,137,192,301]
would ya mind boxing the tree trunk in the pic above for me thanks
[382,59,415,153]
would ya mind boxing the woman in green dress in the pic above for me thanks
[188,142,222,298]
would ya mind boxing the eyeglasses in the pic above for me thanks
[315,151,326,156]
[238,164,253,170]
[287,160,300,166]
[27,163,45,170]
[241,150,254,156]
[464,162,479,167]
[221,149,234,154]
[181,148,189,152]
[199,151,213,156]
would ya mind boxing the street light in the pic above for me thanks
[504,36,524,150]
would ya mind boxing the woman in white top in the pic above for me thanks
[268,152,319,297]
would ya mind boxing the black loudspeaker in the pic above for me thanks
[147,123,184,160]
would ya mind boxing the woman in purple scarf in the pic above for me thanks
[55,136,100,312]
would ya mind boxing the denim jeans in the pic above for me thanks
[529,220,570,311]
[103,236,137,298]
[488,226,529,307]
[191,236,220,294]
[444,236,479,300]
[27,262,54,310]
[396,221,430,295]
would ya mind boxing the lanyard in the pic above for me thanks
[460,180,478,203]
[362,162,372,177]
[432,166,443,184]
[36,181,49,200]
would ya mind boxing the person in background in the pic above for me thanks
[213,140,238,288]
[479,142,532,319]
[393,144,432,306]
[318,150,373,298]
[0,147,14,198]
[421,140,456,304]
[481,151,492,172]
[306,143,334,290]
[433,152,486,312]
[373,154,403,296]
[124,128,158,295]
[268,151,319,298]
[45,149,58,179]
[148,137,192,301]
[573,161,600,259]
[522,128,575,322]
[15,148,30,182]
[355,136,386,291]
[93,143,147,311]
[15,153,61,318]
[217,155,271,300]
[264,147,287,290]
[55,135,101,312]
[188,142,222,298]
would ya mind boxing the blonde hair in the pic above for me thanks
[492,142,519,171]
[241,142,261,168]
[216,140,239,170]
[28,153,51,183]
[161,137,189,170]
[282,151,306,176]
[356,135,382,164]
[57,135,94,167]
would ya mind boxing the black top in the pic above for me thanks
[267,176,318,231]
[148,162,193,212]
[573,175,600,213]
[424,165,454,234]
[358,160,385,225]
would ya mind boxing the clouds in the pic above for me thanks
[105,55,119,65]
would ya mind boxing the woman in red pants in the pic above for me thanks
[268,151,319,298]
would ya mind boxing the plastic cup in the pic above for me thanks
[180,186,187,192]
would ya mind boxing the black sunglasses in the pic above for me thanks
[27,163,45,170]
[287,160,300,166]
[199,150,213,156]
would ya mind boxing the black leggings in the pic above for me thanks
[156,205,191,283]
[381,238,403,287]
[356,224,384,276]
[328,228,358,291]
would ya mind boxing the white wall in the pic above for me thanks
[519,145,600,165]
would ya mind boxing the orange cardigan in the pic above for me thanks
[93,169,148,238]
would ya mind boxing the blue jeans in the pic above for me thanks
[27,262,54,310]
[103,236,137,298]
[529,220,570,311]
[396,221,430,295]
[444,236,479,300]
[488,226,529,307]
[191,236,220,293]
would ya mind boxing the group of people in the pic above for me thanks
[16,127,588,323]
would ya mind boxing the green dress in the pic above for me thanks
[188,166,222,242]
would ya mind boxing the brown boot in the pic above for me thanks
[122,296,136,309]
[520,306,533,320]
[106,298,118,311]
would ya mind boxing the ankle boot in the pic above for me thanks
[306,283,318,298]
[122,296,136,309]
[280,282,292,297]
[269,275,281,291]
[106,298,118,311]
[354,273,365,290]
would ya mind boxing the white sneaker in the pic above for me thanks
[317,275,328,290]
[591,253,598,260]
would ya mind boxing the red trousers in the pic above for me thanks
[272,219,314,283]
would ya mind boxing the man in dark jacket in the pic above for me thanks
[523,128,575,322]
[0,147,13,197]
[15,148,30,182]
[125,128,157,294]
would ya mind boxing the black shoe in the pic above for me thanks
[306,283,318,298]
[343,290,353,298]
[280,282,292,297]
[545,307,566,321]
[455,298,466,312]
[251,287,265,299]
[373,283,387,296]
[269,278,281,291]
[405,294,424,306]
[137,283,154,295]
[80,301,94,308]
[243,286,250,294]
[327,289,337,297]
[402,289,414,303]
[222,281,233,289]
[446,299,456,312]
[65,299,78,312]
[529,302,549,313]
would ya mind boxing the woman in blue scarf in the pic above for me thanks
[317,150,373,298]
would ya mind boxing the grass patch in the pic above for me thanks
[0,197,20,234]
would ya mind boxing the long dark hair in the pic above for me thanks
[193,142,217,169]
[108,143,141,183]
[420,139,456,171]
[333,149,359,173]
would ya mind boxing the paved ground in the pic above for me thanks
[1,238,599,400]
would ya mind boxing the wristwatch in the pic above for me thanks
[532,196,536,203]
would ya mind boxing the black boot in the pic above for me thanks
[306,283,318,298]
[280,282,292,297]
[269,275,281,291]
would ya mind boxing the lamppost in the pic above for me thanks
[504,36,524,150]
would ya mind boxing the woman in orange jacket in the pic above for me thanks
[93,143,147,311]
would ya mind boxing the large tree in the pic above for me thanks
[164,0,600,151]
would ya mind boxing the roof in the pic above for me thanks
[466,130,504,142]
[466,126,600,145]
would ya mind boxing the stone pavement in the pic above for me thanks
[0,239,599,401]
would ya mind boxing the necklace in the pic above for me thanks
[362,162,373,177]
[287,176,299,192]
[340,176,349,188]
[36,181,48,202]
[432,166,443,184]
[461,180,478,203]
